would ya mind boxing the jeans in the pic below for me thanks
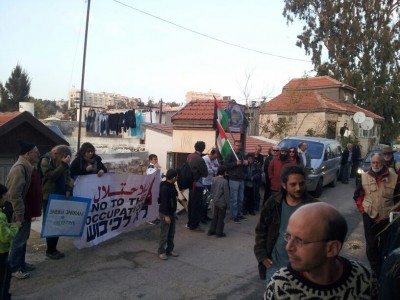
[253,179,261,211]
[8,220,31,272]
[341,161,352,182]
[266,264,280,286]
[158,213,176,255]
[229,179,244,219]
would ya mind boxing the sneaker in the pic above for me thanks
[190,227,205,233]
[147,218,160,225]
[185,224,190,229]
[233,218,241,224]
[207,230,216,236]
[216,233,226,238]
[167,251,179,257]
[249,211,256,216]
[23,263,36,271]
[46,250,65,260]
[159,253,168,260]
[239,215,247,221]
[12,270,30,279]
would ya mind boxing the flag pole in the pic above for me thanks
[216,119,238,160]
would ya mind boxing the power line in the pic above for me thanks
[111,0,310,63]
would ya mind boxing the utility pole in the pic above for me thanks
[77,0,91,151]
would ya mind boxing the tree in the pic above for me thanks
[0,83,10,111]
[283,0,400,140]
[5,64,31,111]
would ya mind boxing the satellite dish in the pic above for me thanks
[353,112,366,124]
[360,117,374,130]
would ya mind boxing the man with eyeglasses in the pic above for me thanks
[254,165,318,284]
[5,141,43,279]
[265,202,377,299]
[354,153,400,278]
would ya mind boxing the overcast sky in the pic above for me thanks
[0,0,314,104]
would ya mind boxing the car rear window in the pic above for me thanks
[278,140,324,159]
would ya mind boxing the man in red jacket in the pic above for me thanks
[268,147,293,195]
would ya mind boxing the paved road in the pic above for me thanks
[11,179,366,300]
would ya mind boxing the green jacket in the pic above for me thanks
[0,210,20,253]
[41,154,73,200]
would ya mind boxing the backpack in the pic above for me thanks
[36,153,51,180]
[176,162,193,190]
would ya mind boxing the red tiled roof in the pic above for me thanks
[171,99,228,122]
[226,133,275,156]
[261,91,383,120]
[283,76,356,91]
[143,124,173,135]
[0,111,21,125]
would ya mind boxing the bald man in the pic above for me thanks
[265,203,377,300]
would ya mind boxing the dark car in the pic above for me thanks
[355,150,400,186]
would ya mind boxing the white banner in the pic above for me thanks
[73,172,160,249]
[41,195,91,238]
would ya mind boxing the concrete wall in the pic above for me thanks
[145,128,172,174]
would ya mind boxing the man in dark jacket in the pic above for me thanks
[187,141,208,232]
[158,169,179,260]
[254,165,318,284]
[340,143,353,184]
[225,140,248,224]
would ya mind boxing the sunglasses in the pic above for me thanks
[272,149,279,152]
[289,150,295,153]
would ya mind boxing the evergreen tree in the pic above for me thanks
[5,64,31,111]
[283,0,400,140]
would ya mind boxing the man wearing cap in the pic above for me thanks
[268,147,293,195]
[354,153,400,278]
[5,141,43,279]
[382,145,400,174]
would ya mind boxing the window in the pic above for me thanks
[277,114,297,124]
[358,125,376,138]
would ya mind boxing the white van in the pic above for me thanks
[278,136,342,197]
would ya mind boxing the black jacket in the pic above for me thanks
[254,192,318,264]
[225,150,246,180]
[70,155,107,178]
[158,181,178,217]
[341,149,351,165]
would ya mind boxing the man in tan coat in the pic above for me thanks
[5,141,43,279]
[354,153,400,278]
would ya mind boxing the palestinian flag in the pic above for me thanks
[214,96,229,131]
[216,120,231,159]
